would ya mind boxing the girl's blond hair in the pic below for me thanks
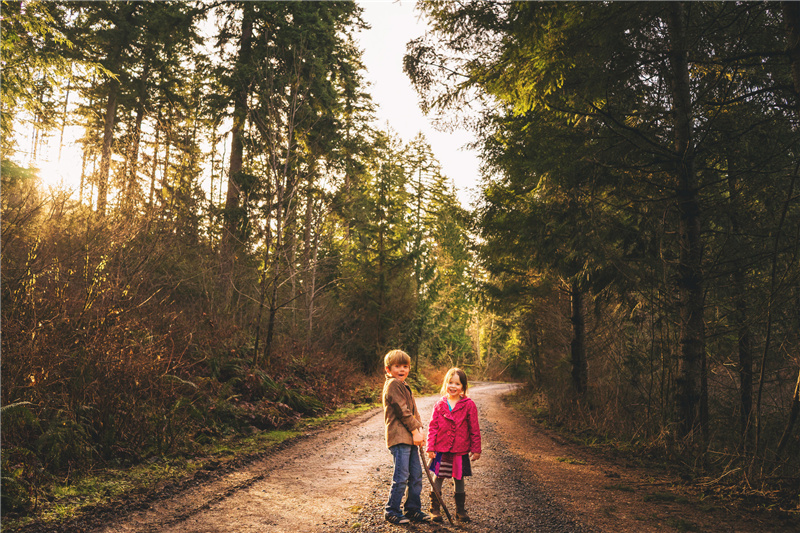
[440,367,468,397]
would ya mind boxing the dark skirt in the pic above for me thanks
[429,452,472,480]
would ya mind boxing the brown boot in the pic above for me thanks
[429,491,443,522]
[455,492,470,522]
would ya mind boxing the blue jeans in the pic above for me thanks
[385,444,423,517]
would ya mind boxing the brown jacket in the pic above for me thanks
[383,377,423,448]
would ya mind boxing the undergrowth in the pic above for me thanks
[1,402,376,532]
[505,384,800,518]
[0,320,385,530]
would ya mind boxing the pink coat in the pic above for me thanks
[426,396,481,455]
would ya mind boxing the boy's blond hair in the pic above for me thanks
[384,349,411,369]
[440,367,469,397]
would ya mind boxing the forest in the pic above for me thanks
[2,0,799,525]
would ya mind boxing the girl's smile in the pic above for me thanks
[446,375,464,400]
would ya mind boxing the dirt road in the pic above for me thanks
[93,382,586,532]
[91,382,794,533]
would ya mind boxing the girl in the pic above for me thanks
[425,368,481,522]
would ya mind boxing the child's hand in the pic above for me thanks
[412,429,424,446]
[470,452,481,462]
[427,451,435,459]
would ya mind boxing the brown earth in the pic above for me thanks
[28,382,798,532]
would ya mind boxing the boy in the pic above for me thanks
[382,349,431,524]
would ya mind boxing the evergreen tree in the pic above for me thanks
[408,1,799,452]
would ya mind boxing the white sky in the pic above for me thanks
[354,0,481,208]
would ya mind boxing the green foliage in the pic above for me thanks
[35,416,93,471]
[0,2,481,528]
[412,0,800,478]
[0,0,75,154]
[1,398,375,531]
[0,159,38,187]
[404,370,437,396]
[1,401,37,424]
[1,446,38,514]
[329,131,475,371]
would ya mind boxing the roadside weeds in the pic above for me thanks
[3,403,377,533]
[503,389,799,532]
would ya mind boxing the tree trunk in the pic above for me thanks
[307,218,320,346]
[264,194,283,368]
[569,280,587,394]
[773,0,800,460]
[776,369,800,456]
[413,165,424,372]
[95,3,137,217]
[783,2,800,110]
[162,110,171,215]
[58,72,71,163]
[668,2,707,442]
[287,202,298,328]
[303,186,315,344]
[727,169,754,448]
[264,285,278,367]
[263,170,287,368]
[252,259,268,365]
[96,81,119,216]
[79,77,96,204]
[483,316,495,370]
[733,268,753,445]
[123,59,150,211]
[254,196,275,367]
[148,114,160,210]
[79,147,87,203]
[219,5,254,308]
[222,4,254,250]
[529,318,542,386]
[209,121,218,226]
[374,163,388,367]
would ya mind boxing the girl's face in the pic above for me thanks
[446,374,464,398]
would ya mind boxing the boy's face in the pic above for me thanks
[386,363,410,382]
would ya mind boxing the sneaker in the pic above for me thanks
[406,510,431,523]
[385,513,410,525]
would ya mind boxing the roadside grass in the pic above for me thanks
[28,456,208,527]
[506,385,800,530]
[297,403,376,430]
[2,403,377,532]
[644,491,689,504]
[556,456,586,465]
[503,387,657,457]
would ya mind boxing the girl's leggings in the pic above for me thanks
[433,475,465,494]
